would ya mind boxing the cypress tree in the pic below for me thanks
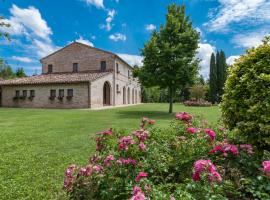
[209,53,217,103]
[216,50,227,102]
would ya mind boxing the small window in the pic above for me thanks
[101,61,106,72]
[50,90,56,98]
[48,64,53,73]
[67,89,73,97]
[59,89,64,98]
[116,84,120,93]
[15,90,20,97]
[22,90,27,98]
[30,90,35,97]
[73,63,78,72]
[116,63,120,73]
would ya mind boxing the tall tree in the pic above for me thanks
[136,4,199,113]
[217,50,227,101]
[0,59,15,79]
[209,53,217,103]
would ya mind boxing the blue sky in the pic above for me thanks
[1,0,270,78]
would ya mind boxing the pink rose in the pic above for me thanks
[135,172,148,182]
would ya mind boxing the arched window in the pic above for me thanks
[123,87,126,104]
[127,88,130,104]
[103,81,111,106]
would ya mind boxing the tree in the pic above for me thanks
[217,50,227,101]
[136,4,199,113]
[16,67,26,77]
[209,53,217,103]
[189,84,206,100]
[221,37,270,151]
[0,59,15,79]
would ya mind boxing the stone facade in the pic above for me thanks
[0,42,141,109]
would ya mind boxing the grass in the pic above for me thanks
[0,103,220,200]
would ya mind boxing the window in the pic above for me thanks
[48,64,53,73]
[67,89,73,97]
[73,63,78,72]
[116,63,120,73]
[22,90,27,98]
[116,84,120,93]
[50,89,56,99]
[59,89,64,98]
[15,90,20,97]
[101,61,106,72]
[30,90,35,97]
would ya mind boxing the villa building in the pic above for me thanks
[0,42,141,108]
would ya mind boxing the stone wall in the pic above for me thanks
[41,42,115,74]
[0,83,90,108]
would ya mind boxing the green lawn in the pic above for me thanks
[0,103,220,200]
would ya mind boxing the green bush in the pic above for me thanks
[221,37,270,150]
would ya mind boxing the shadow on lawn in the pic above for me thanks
[115,110,175,120]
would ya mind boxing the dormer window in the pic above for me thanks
[48,64,53,73]
[73,63,78,72]
[101,61,106,72]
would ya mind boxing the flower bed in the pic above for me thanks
[63,113,270,200]
[183,99,212,107]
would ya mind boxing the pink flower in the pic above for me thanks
[204,128,216,140]
[96,137,104,151]
[210,142,239,156]
[240,144,254,154]
[96,128,113,136]
[186,127,197,134]
[192,160,222,183]
[104,155,114,167]
[139,142,146,151]
[64,164,76,190]
[118,136,136,151]
[78,164,93,176]
[93,165,103,173]
[116,158,137,166]
[131,186,145,200]
[133,130,149,142]
[135,172,148,182]
[175,112,192,123]
[262,161,270,173]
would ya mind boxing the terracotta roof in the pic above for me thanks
[0,71,111,86]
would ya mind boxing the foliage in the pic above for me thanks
[209,51,228,103]
[136,4,200,113]
[141,86,169,103]
[64,113,270,200]
[221,37,270,151]
[183,99,211,107]
[189,84,206,100]
[16,67,27,77]
[0,58,15,79]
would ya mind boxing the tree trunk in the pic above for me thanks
[169,87,173,113]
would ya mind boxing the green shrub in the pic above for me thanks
[221,37,270,150]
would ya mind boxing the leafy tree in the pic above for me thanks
[136,4,199,113]
[16,67,26,77]
[189,84,206,100]
[221,36,270,151]
[209,53,217,103]
[0,59,15,79]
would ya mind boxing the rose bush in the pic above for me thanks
[64,113,270,199]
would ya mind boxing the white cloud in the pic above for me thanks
[205,0,270,32]
[196,43,216,79]
[75,36,94,46]
[145,24,156,32]
[117,54,143,67]
[226,55,240,65]
[1,4,57,60]
[100,9,116,31]
[11,56,34,63]
[231,30,269,48]
[83,0,104,9]
[109,33,126,42]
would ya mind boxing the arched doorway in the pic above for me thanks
[123,87,126,104]
[103,81,111,106]
[127,88,130,104]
